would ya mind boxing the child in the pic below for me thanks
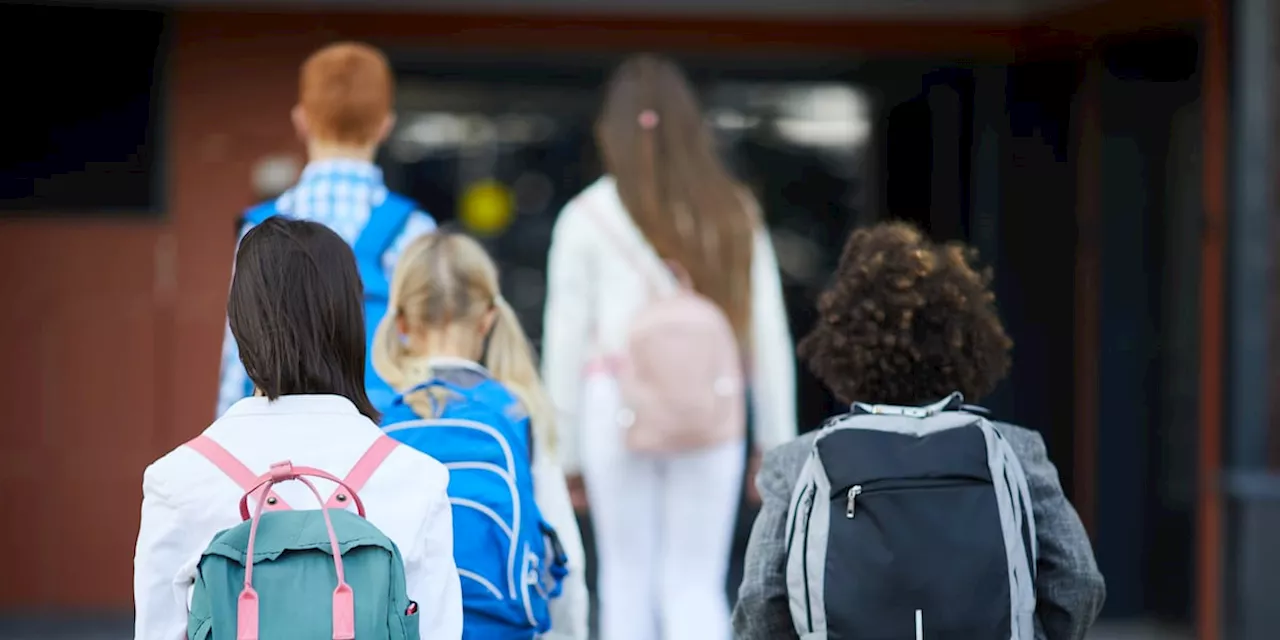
[733,222,1106,640]
[135,217,462,640]
[217,41,437,418]
[542,55,796,640]
[372,232,589,640]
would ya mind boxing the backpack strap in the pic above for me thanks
[401,378,537,458]
[324,436,399,509]
[353,193,417,300]
[187,436,397,514]
[186,436,292,511]
[850,392,965,419]
[579,192,680,356]
[236,461,357,640]
[578,193,686,294]
[402,378,470,415]
[240,200,279,230]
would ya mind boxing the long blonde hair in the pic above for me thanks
[373,232,556,453]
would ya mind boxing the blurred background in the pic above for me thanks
[0,0,1275,638]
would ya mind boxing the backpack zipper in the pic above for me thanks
[521,549,540,628]
[801,483,817,633]
[842,478,983,519]
[845,485,862,518]
[785,482,808,554]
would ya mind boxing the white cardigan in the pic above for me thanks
[133,395,463,640]
[541,176,797,475]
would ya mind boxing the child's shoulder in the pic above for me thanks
[379,191,419,212]
[141,432,222,505]
[382,380,530,447]
[459,379,530,429]
[555,177,615,230]
[469,377,521,405]
[382,439,451,492]
[378,399,423,428]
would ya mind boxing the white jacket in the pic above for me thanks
[531,452,591,640]
[541,176,797,474]
[133,395,463,640]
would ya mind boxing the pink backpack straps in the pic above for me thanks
[325,436,398,510]
[237,461,357,640]
[186,435,291,511]
[580,194,666,292]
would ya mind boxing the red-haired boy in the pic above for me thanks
[218,42,436,416]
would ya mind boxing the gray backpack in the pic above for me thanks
[784,393,1038,639]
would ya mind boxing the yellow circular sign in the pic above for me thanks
[459,179,516,236]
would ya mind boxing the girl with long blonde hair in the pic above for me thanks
[373,231,588,640]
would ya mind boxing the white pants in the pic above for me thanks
[580,377,744,640]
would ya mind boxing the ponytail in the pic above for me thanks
[371,234,440,419]
[372,307,410,392]
[377,231,559,455]
[485,296,558,455]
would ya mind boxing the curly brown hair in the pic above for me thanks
[797,221,1012,406]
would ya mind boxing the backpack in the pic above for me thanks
[584,196,746,453]
[785,392,1038,640]
[381,378,568,639]
[184,436,420,640]
[241,193,418,413]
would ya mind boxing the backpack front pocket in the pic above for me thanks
[396,600,421,640]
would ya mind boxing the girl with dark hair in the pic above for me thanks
[541,54,796,640]
[134,217,462,640]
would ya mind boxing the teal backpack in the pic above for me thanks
[185,435,421,640]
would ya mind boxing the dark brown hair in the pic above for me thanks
[596,53,756,344]
[797,222,1012,406]
[228,216,379,421]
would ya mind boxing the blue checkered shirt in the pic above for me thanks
[216,159,436,417]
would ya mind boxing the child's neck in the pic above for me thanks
[307,140,377,164]
[405,326,485,376]
[422,349,479,365]
[416,336,483,365]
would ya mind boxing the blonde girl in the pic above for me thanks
[372,231,588,640]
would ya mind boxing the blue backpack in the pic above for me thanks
[381,378,569,639]
[242,194,418,413]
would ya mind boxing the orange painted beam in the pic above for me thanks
[1196,0,1227,635]
[1020,0,1203,45]
[1071,56,1102,537]
[176,9,1022,58]
[177,0,1208,63]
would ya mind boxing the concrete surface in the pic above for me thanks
[0,617,1192,639]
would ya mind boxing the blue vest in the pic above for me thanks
[241,193,418,413]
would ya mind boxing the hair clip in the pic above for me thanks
[638,110,660,130]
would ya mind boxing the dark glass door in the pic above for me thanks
[382,58,875,434]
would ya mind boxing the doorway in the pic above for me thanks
[381,53,877,432]
[1092,30,1201,627]
[380,52,877,627]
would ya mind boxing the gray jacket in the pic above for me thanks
[733,422,1106,640]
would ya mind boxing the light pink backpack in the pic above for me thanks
[586,203,747,453]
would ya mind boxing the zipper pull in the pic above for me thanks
[846,485,862,518]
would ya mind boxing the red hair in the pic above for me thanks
[298,42,394,146]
